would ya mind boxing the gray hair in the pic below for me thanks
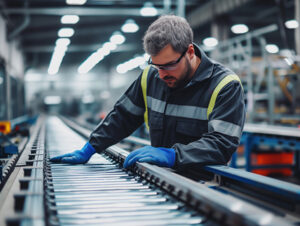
[143,15,193,56]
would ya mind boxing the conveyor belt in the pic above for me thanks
[46,117,204,225]
[47,116,297,226]
[1,116,298,226]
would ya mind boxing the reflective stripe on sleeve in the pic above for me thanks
[119,95,144,116]
[208,119,242,138]
[207,74,242,120]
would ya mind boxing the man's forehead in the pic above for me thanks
[151,45,180,65]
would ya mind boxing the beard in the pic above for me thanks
[170,57,193,89]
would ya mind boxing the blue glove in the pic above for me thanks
[50,142,96,164]
[123,146,175,168]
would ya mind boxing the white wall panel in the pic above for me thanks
[0,15,25,78]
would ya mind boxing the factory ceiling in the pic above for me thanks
[0,0,297,75]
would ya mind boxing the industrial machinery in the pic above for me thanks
[0,115,300,226]
[231,123,300,178]
[0,115,36,187]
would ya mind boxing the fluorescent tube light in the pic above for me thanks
[231,24,249,34]
[265,44,279,54]
[285,19,299,29]
[66,0,86,5]
[110,31,125,45]
[121,19,139,33]
[58,28,74,37]
[203,37,218,47]
[140,2,158,17]
[61,15,80,24]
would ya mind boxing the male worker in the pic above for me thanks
[51,15,246,171]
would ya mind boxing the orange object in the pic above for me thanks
[237,145,244,155]
[0,121,11,135]
[251,152,294,176]
[99,112,107,120]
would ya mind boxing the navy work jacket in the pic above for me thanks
[89,44,246,171]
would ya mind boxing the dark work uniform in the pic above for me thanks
[89,44,246,171]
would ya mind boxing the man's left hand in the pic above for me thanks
[123,146,175,168]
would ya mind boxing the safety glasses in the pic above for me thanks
[148,48,188,71]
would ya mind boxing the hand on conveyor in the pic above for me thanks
[50,142,96,164]
[123,146,175,168]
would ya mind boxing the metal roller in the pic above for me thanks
[45,117,205,225]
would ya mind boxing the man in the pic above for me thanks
[51,15,246,171]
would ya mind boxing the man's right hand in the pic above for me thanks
[50,142,96,164]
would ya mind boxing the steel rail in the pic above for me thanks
[244,123,300,138]
[1,115,46,226]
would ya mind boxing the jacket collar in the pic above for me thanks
[189,43,214,84]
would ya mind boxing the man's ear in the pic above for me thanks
[187,44,195,60]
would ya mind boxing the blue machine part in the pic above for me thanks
[0,165,2,183]
[10,115,37,131]
[0,132,19,157]
[231,130,300,171]
[4,144,18,154]
[204,165,300,202]
[250,134,300,151]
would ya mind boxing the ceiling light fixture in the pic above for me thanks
[78,31,126,74]
[140,2,158,17]
[117,55,147,74]
[78,51,104,74]
[55,38,71,46]
[231,24,249,34]
[121,19,139,33]
[102,42,117,51]
[66,0,86,5]
[78,40,119,74]
[44,96,62,105]
[58,28,74,37]
[61,15,80,24]
[265,44,279,54]
[48,45,68,75]
[203,37,218,47]
[110,31,126,45]
[48,39,70,75]
[285,19,299,29]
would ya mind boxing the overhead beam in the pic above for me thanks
[21,25,121,40]
[22,43,139,53]
[2,7,163,16]
[187,0,253,28]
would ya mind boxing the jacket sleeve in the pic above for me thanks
[172,80,245,171]
[88,74,145,153]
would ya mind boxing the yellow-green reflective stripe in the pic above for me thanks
[141,65,151,130]
[207,74,242,120]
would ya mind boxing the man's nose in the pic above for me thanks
[158,69,168,79]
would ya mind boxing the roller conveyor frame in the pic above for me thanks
[60,116,300,225]
[0,115,299,226]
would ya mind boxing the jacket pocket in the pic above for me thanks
[175,120,207,145]
[149,113,163,146]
